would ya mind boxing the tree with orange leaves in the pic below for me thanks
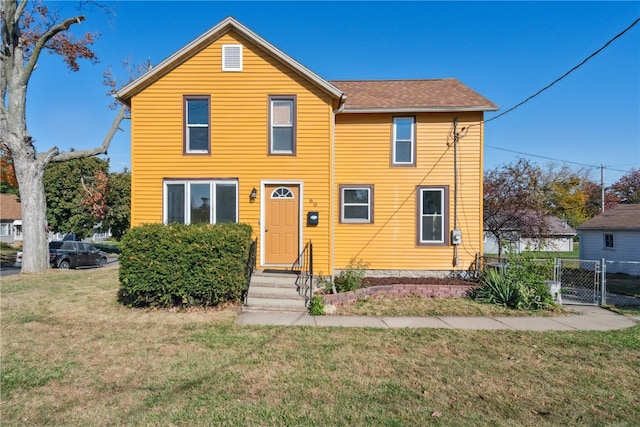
[0,147,18,194]
[1,1,128,272]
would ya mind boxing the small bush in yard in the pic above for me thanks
[472,251,555,310]
[118,222,252,308]
[334,259,368,293]
[309,295,325,316]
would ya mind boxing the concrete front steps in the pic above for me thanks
[243,270,308,313]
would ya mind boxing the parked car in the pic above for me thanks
[49,241,108,269]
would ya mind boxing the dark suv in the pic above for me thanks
[49,241,108,269]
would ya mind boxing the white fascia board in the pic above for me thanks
[340,106,500,114]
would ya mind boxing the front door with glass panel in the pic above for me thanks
[264,184,299,265]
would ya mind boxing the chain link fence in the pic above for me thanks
[478,255,640,307]
[603,260,640,306]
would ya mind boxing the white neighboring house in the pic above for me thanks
[577,204,640,274]
[484,215,576,254]
[0,193,22,245]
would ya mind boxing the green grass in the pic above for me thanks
[1,266,639,426]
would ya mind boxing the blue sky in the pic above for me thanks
[27,1,639,185]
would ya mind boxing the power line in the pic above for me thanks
[486,144,634,174]
[484,17,640,125]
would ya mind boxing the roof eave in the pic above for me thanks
[340,106,500,114]
[116,16,344,106]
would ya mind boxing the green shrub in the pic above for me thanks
[472,251,555,311]
[118,222,253,308]
[309,295,325,316]
[334,259,368,293]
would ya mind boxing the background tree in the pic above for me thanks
[44,156,109,239]
[540,164,592,228]
[103,169,130,239]
[1,1,127,272]
[0,147,19,195]
[610,168,640,204]
[484,159,550,257]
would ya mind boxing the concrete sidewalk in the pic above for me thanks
[237,305,639,331]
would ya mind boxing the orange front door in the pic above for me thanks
[264,184,299,265]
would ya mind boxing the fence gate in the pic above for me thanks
[554,259,603,305]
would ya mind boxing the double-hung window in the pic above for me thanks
[164,180,238,224]
[340,185,373,223]
[184,96,210,154]
[604,233,615,249]
[392,116,415,166]
[417,186,448,245]
[269,96,296,155]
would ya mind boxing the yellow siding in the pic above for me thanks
[130,30,334,273]
[334,112,484,272]
[130,29,487,275]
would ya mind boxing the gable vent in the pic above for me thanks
[222,44,243,71]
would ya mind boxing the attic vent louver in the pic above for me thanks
[222,44,242,71]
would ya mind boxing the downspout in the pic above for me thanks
[331,94,346,281]
[453,117,459,267]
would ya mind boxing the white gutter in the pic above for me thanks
[342,106,500,114]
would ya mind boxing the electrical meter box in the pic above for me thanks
[307,212,319,226]
[451,229,462,245]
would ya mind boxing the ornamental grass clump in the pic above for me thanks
[472,251,555,311]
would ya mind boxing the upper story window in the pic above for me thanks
[392,116,415,166]
[340,185,373,223]
[417,186,448,245]
[269,96,296,155]
[184,96,210,154]
[604,233,615,249]
[222,44,243,71]
[164,180,238,225]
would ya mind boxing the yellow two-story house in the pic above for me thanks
[116,17,498,277]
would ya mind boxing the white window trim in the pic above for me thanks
[418,187,446,245]
[340,186,373,223]
[392,116,415,165]
[222,44,243,72]
[185,97,210,154]
[269,96,296,155]
[163,180,238,224]
[603,232,615,250]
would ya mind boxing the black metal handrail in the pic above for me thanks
[292,241,313,307]
[243,238,258,305]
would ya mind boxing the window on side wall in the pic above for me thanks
[164,180,238,224]
[340,185,373,223]
[603,233,614,249]
[417,186,448,245]
[392,116,415,166]
[184,96,210,154]
[269,96,296,155]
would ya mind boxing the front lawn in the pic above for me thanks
[1,266,639,426]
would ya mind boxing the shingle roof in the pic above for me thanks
[0,194,22,220]
[577,204,640,230]
[330,79,499,112]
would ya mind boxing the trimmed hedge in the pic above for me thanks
[118,222,253,308]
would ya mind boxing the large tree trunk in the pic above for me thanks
[13,153,49,272]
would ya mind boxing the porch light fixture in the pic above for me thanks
[250,187,257,201]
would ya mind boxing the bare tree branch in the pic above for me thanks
[14,0,28,22]
[48,104,128,163]
[22,14,86,84]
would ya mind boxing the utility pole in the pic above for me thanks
[601,165,605,213]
